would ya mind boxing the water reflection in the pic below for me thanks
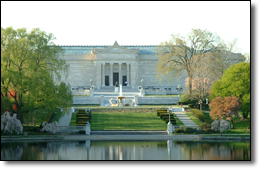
[1,140,250,160]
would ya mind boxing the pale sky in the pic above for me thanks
[1,1,250,54]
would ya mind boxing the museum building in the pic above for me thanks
[59,41,244,95]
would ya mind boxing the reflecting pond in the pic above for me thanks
[1,140,250,160]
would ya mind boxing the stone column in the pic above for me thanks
[102,63,105,86]
[130,61,137,89]
[127,63,130,86]
[110,63,113,86]
[119,63,122,85]
[96,62,101,89]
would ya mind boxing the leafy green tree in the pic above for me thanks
[1,27,72,124]
[209,62,250,119]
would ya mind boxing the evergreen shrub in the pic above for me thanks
[175,129,182,133]
[79,130,85,134]
[184,127,193,133]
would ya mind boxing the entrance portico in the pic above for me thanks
[101,62,131,87]
[93,41,139,89]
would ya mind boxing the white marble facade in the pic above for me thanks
[59,41,243,95]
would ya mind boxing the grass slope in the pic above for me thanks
[90,112,167,130]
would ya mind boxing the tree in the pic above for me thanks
[156,29,221,94]
[184,52,216,110]
[211,39,245,80]
[209,96,241,128]
[209,62,250,119]
[1,27,73,124]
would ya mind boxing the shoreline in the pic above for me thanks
[1,134,250,142]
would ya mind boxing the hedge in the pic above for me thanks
[160,114,173,119]
[76,109,91,126]
[157,109,167,116]
[177,101,197,105]
[79,130,86,134]
[188,103,209,109]
[183,127,193,133]
[164,119,176,124]
[175,129,182,133]
[190,109,212,123]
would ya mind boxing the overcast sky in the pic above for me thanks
[1,1,250,54]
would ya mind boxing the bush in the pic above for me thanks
[184,127,193,133]
[79,130,85,134]
[190,109,212,123]
[24,126,41,132]
[157,110,167,116]
[181,92,195,102]
[175,129,182,133]
[177,101,197,105]
[204,128,212,134]
[165,119,176,124]
[188,103,198,109]
[160,114,173,119]
[188,103,209,109]
[198,123,210,130]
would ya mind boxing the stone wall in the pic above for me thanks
[61,54,96,88]
[73,96,100,105]
[137,97,180,105]
[73,96,181,105]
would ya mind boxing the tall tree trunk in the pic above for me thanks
[15,100,23,124]
[231,119,234,129]
[188,74,192,94]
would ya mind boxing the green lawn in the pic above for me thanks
[225,119,250,134]
[89,112,167,130]
[185,112,203,125]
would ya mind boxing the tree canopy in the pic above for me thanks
[156,29,221,94]
[1,27,73,124]
[209,96,241,128]
[156,29,245,94]
[209,62,250,118]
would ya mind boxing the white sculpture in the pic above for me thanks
[1,111,23,135]
[119,84,123,96]
[211,119,230,134]
[41,121,60,134]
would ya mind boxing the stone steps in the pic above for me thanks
[173,110,198,128]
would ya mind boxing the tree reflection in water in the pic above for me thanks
[175,141,250,160]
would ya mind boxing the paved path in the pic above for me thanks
[58,109,73,126]
[172,108,198,128]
